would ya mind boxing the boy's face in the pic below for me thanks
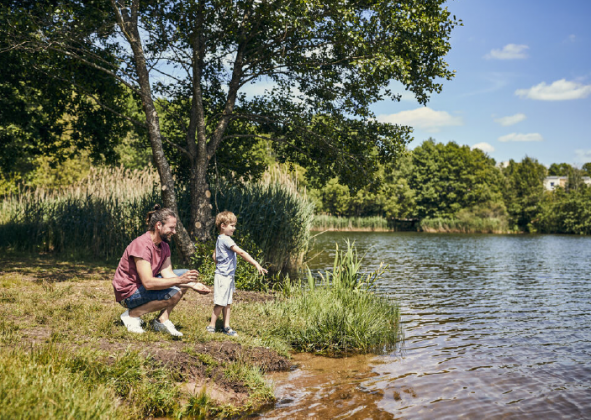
[221,222,236,236]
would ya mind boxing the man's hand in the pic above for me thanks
[178,269,200,283]
[186,282,211,294]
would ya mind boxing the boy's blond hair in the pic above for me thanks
[215,211,237,231]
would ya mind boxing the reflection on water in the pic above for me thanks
[257,233,591,419]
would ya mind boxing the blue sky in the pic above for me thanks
[373,0,591,167]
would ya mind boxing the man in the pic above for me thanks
[112,205,210,336]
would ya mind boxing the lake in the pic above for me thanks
[258,232,591,419]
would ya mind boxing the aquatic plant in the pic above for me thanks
[244,241,401,355]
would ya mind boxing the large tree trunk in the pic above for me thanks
[114,1,195,263]
[190,163,215,242]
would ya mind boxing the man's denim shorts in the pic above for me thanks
[119,269,188,310]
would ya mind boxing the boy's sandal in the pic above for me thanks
[205,326,216,333]
[222,327,238,337]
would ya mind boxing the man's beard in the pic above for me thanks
[160,232,173,243]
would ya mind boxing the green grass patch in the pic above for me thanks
[0,347,123,420]
[241,242,401,355]
[312,215,394,231]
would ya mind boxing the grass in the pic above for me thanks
[239,242,402,356]
[0,240,401,417]
[420,216,509,233]
[0,348,123,420]
[0,253,278,418]
[312,215,394,231]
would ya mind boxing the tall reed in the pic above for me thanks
[312,215,394,231]
[0,165,314,270]
[0,167,159,259]
[420,216,509,234]
[247,241,401,355]
[200,165,315,272]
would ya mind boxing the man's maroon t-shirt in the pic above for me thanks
[112,231,171,302]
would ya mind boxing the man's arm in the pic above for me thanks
[159,257,177,278]
[230,245,268,275]
[135,257,200,290]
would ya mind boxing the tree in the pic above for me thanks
[581,162,591,177]
[547,162,572,177]
[2,0,458,262]
[405,139,504,219]
[0,49,132,185]
[502,156,547,231]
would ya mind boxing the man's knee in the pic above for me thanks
[169,289,183,304]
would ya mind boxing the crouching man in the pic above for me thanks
[112,205,210,336]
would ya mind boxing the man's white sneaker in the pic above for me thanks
[120,310,145,334]
[153,319,183,337]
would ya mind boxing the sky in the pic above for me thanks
[372,0,591,167]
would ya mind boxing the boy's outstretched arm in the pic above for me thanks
[231,245,268,275]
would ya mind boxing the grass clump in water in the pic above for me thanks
[245,241,401,355]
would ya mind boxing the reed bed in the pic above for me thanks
[420,216,509,234]
[0,165,314,270]
[0,167,159,259]
[207,165,315,272]
[311,215,394,231]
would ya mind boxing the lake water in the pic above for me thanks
[258,232,591,419]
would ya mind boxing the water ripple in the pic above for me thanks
[305,232,591,419]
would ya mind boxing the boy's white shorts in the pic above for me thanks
[214,273,235,306]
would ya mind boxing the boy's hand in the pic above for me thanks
[254,263,268,276]
[186,282,211,294]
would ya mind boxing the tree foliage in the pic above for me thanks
[2,0,459,260]
[406,139,504,219]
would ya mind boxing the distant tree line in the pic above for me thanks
[306,139,591,234]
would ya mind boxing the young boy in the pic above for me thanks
[207,211,268,336]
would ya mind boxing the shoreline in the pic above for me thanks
[311,227,515,234]
[0,251,400,418]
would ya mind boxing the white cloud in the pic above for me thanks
[515,79,591,101]
[471,142,495,153]
[498,133,544,142]
[377,107,463,133]
[494,113,526,126]
[485,44,529,60]
[568,34,576,43]
[575,149,591,163]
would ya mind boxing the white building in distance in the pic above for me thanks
[544,176,591,191]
